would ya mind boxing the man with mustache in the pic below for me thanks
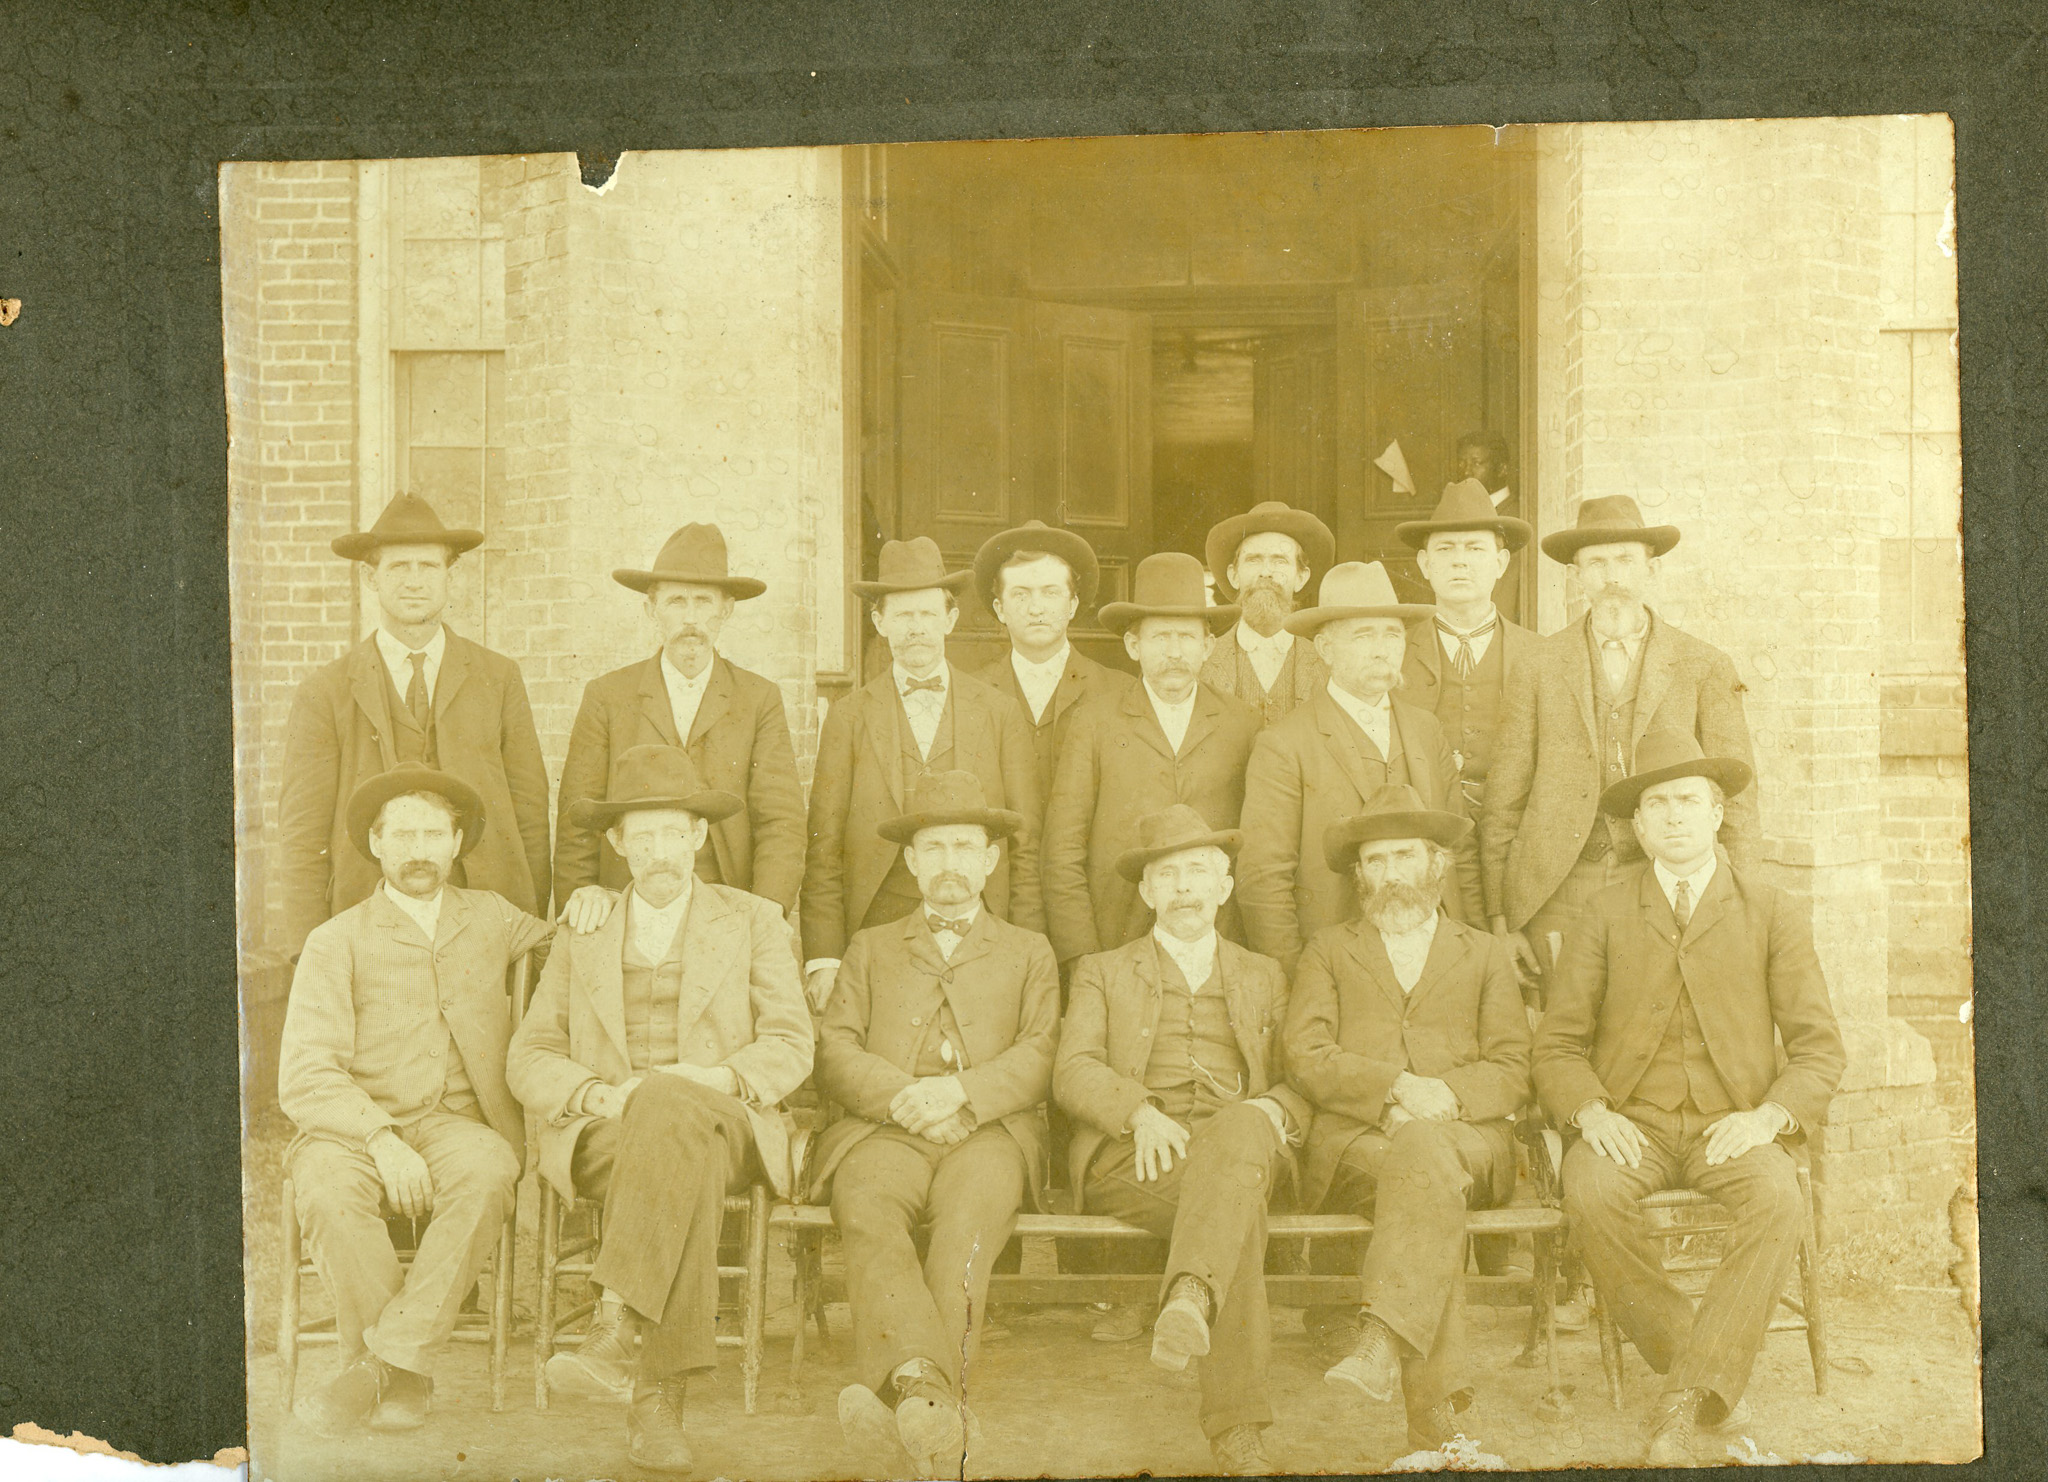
[1198,501,1337,727]
[1055,805,1309,1476]
[811,771,1060,1479]
[278,763,610,1437]
[1042,552,1262,967]
[553,524,807,915]
[507,746,813,1474]
[1481,497,1759,998]
[1282,784,1531,1456]
[279,495,553,957]
[1533,732,1842,1464]
[1237,563,1481,980]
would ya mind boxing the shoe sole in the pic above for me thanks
[627,1443,696,1475]
[839,1385,916,1472]
[546,1352,633,1404]
[1150,1303,1211,1372]
[1324,1358,1398,1404]
[896,1392,965,1477]
[366,1407,428,1433]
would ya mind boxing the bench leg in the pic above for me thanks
[743,1186,768,1415]
[1536,1228,1570,1419]
[279,1180,301,1412]
[1596,1290,1625,1409]
[536,1182,559,1411]
[1798,1173,1828,1395]
[491,1214,513,1412]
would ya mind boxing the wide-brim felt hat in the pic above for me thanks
[347,762,487,862]
[1540,495,1681,563]
[1097,552,1239,635]
[569,744,744,829]
[852,536,976,600]
[878,768,1021,845]
[1204,500,1337,600]
[1598,728,1754,818]
[1284,561,1434,636]
[1322,783,1471,872]
[613,523,767,599]
[1114,803,1243,883]
[1395,478,1533,552]
[332,493,484,563]
[973,520,1101,612]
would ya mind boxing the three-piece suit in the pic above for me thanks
[1198,628,1328,728]
[972,647,1135,801]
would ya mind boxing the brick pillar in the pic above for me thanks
[1536,120,1956,1274]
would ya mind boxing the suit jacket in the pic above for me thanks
[278,885,555,1165]
[1531,861,1845,1136]
[801,666,1044,962]
[811,909,1061,1204]
[1055,934,1310,1204]
[1040,682,1263,963]
[1480,612,1759,929]
[1400,614,1538,738]
[505,881,814,1200]
[279,632,553,957]
[1198,625,1329,720]
[972,647,1136,801]
[553,654,806,911]
[1283,915,1531,1211]
[1237,688,1482,976]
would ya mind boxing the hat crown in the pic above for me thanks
[1359,782,1431,818]
[1313,561,1403,610]
[1426,479,1500,524]
[873,536,956,590]
[1629,728,1711,779]
[609,744,716,811]
[646,523,734,581]
[1133,803,1223,854]
[368,494,461,540]
[1572,495,1652,532]
[902,768,994,821]
[1127,551,1212,609]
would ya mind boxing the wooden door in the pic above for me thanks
[1252,329,1339,537]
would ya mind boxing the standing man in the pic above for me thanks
[1042,552,1262,966]
[802,536,1044,1011]
[553,524,806,914]
[1452,431,1522,620]
[1481,497,1760,991]
[1533,731,1843,1464]
[811,771,1061,1479]
[1394,480,1537,814]
[1056,805,1308,1476]
[507,746,813,1473]
[1283,784,1531,1456]
[1237,563,1479,978]
[971,519,1135,799]
[1199,500,1337,726]
[279,495,552,956]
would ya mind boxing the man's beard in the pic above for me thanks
[1361,872,1444,934]
[1239,579,1297,634]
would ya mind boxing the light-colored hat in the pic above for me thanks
[1283,561,1434,636]
[1098,552,1239,636]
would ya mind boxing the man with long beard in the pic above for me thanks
[1282,784,1530,1456]
[1198,501,1336,727]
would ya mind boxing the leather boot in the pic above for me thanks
[1325,1312,1403,1403]
[891,1357,964,1478]
[1151,1274,1214,1372]
[547,1306,634,1402]
[628,1375,694,1474]
[299,1352,387,1437]
[1644,1387,1707,1467]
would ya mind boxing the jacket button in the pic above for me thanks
[910,1016,922,1027]
[1140,1028,1151,1037]
[430,1048,441,1058]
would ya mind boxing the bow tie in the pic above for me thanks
[902,674,945,695]
[1436,614,1499,678]
[927,912,974,937]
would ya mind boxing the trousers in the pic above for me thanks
[572,1075,756,1378]
[1563,1100,1807,1418]
[1082,1100,1283,1438]
[290,1111,519,1376]
[829,1122,1027,1393]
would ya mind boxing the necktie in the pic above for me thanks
[406,651,431,730]
[927,913,973,937]
[1672,877,1693,933]
[903,674,944,695]
[1600,637,1631,692]
[1437,614,1499,678]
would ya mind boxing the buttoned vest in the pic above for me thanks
[1330,696,1411,787]
[1433,629,1507,782]
[1233,641,1302,728]
[1144,944,1249,1122]
[380,659,439,765]
[620,910,689,1073]
[1582,627,1645,861]
[1633,983,1735,1115]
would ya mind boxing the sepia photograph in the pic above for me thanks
[222,117,1979,1478]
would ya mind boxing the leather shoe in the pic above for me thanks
[1325,1313,1402,1403]
[546,1308,634,1402]
[1151,1275,1213,1372]
[366,1367,432,1432]
[1210,1423,1272,1475]
[1644,1388,1706,1467]
[1406,1397,1459,1452]
[892,1358,964,1477]
[628,1376,694,1474]
[1090,1303,1148,1343]
[840,1384,917,1473]
[299,1352,387,1437]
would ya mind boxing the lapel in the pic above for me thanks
[944,666,980,765]
[668,884,741,1036]
[1315,690,1384,804]
[368,884,432,949]
[573,896,632,1065]
[1341,920,1413,1016]
[1214,944,1266,1080]
[1568,615,1600,753]
[1129,938,1166,1073]
[431,629,472,724]
[1638,863,1680,951]
[639,655,683,746]
[860,675,909,808]
[433,885,475,954]
[1672,860,1732,950]
[1179,684,1222,760]
[906,909,993,1056]
[1407,622,1443,699]
[1401,919,1468,1017]
[689,657,732,746]
[349,639,404,759]
[1499,619,1533,686]
[1121,684,1174,761]
[1632,612,1677,745]
[1051,650,1095,726]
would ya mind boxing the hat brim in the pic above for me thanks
[1284,602,1435,636]
[1097,602,1240,636]
[333,529,484,562]
[1205,510,1337,600]
[851,570,977,600]
[1598,757,1754,818]
[1395,515,1534,553]
[877,807,1022,845]
[347,768,488,862]
[1114,829,1244,883]
[1539,525,1681,562]
[1321,810,1471,872]
[612,568,767,599]
[973,528,1101,613]
[569,788,745,829]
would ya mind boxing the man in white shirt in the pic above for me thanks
[1282,784,1531,1458]
[1198,501,1338,726]
[1055,805,1310,1476]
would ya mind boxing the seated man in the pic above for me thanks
[279,762,596,1435]
[1055,805,1308,1477]
[812,771,1060,1479]
[506,745,814,1474]
[1534,730,1844,1465]
[1282,783,1531,1455]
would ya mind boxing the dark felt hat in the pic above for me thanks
[1395,478,1533,552]
[1539,495,1681,563]
[1321,783,1472,872]
[613,524,767,599]
[1283,562,1434,636]
[1097,552,1239,636]
[1597,729,1754,818]
[347,762,487,862]
[1204,501,1337,600]
[852,537,976,601]
[331,493,484,563]
[1113,803,1243,883]
[973,521,1101,613]
[569,745,743,829]
[878,769,1022,845]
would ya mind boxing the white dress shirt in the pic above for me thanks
[1153,927,1219,991]
[375,624,447,705]
[1143,681,1197,754]
[1435,607,1500,666]
[1592,611,1650,692]
[926,900,981,964]
[1652,854,1718,922]
[895,662,950,759]
[1378,912,1438,993]
[1009,645,1069,723]
[1326,681,1393,758]
[627,880,694,964]
[1235,622,1295,693]
[661,651,714,743]
[382,881,444,942]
